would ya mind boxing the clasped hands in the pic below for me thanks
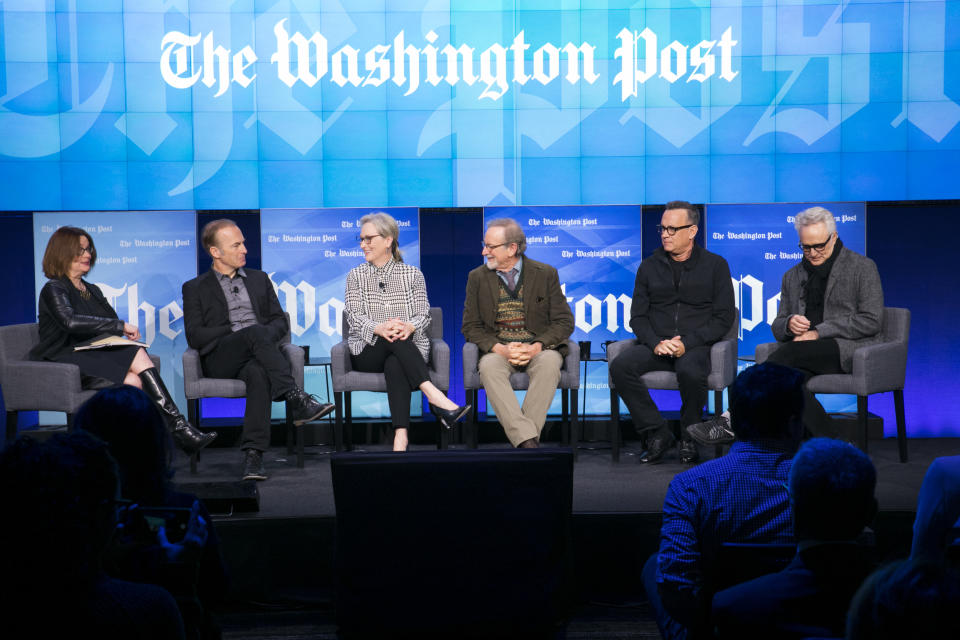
[374,317,415,342]
[494,341,542,366]
[788,315,819,342]
[654,336,686,358]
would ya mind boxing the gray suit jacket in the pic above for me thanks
[771,246,884,372]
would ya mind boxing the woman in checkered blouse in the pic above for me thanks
[344,212,470,451]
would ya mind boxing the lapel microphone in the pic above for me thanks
[379,282,385,290]
[232,286,239,294]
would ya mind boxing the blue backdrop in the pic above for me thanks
[2,2,958,210]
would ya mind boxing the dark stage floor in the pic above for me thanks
[172,433,951,519]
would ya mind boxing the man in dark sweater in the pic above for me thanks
[609,201,735,463]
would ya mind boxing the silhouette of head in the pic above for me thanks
[729,362,805,443]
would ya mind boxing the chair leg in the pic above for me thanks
[6,411,18,443]
[569,388,579,462]
[857,396,869,453]
[610,387,620,463]
[286,400,295,455]
[66,413,75,431]
[713,390,724,459]
[470,389,480,449]
[333,392,344,452]
[561,390,569,445]
[344,392,354,451]
[894,389,908,463]
[288,400,304,468]
[188,399,200,475]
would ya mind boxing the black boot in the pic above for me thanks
[139,368,216,455]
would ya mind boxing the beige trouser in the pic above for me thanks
[478,349,563,447]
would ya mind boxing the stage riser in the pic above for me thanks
[213,510,916,606]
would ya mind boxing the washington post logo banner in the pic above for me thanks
[707,201,866,411]
[261,207,420,418]
[32,211,196,420]
[2,2,958,211]
[485,205,642,416]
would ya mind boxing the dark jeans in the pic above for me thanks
[202,324,296,452]
[351,337,429,429]
[765,339,843,438]
[609,342,711,438]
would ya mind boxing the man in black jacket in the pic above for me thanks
[610,201,735,464]
[182,219,333,480]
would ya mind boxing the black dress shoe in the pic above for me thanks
[242,449,267,481]
[639,432,676,464]
[517,438,539,449]
[286,388,335,425]
[679,438,700,464]
[429,403,472,429]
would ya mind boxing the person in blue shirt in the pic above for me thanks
[643,362,804,640]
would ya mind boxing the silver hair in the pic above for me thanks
[359,211,403,263]
[486,218,527,256]
[794,206,837,235]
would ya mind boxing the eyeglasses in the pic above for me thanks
[357,234,382,244]
[77,246,93,256]
[657,224,694,236]
[799,233,834,253]
[482,242,507,251]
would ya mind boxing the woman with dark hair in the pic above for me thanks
[76,385,228,640]
[29,226,214,454]
[345,212,469,451]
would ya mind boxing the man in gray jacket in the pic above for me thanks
[764,206,883,438]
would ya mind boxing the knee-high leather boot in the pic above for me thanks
[139,368,216,455]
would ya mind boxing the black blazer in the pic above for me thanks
[30,278,125,361]
[182,269,288,357]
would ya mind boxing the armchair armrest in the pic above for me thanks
[462,342,481,390]
[280,343,305,389]
[182,348,203,399]
[851,341,908,395]
[753,342,780,364]
[429,338,450,391]
[330,340,353,392]
[709,337,738,386]
[1,361,83,411]
[560,339,580,389]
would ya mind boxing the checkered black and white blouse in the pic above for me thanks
[344,259,431,361]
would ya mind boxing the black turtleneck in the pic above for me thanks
[801,237,844,327]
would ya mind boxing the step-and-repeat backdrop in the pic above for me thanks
[262,207,420,418]
[32,211,196,423]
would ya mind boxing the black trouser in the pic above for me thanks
[609,342,711,439]
[765,338,843,439]
[202,324,296,452]
[351,338,429,429]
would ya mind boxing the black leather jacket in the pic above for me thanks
[29,278,124,361]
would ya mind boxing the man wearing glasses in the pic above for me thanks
[610,201,735,464]
[462,218,574,448]
[761,206,883,438]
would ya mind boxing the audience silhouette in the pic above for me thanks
[0,432,186,638]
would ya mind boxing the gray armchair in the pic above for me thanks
[462,339,580,453]
[1,322,160,442]
[330,307,450,451]
[606,318,739,462]
[754,306,910,462]
[182,314,304,472]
